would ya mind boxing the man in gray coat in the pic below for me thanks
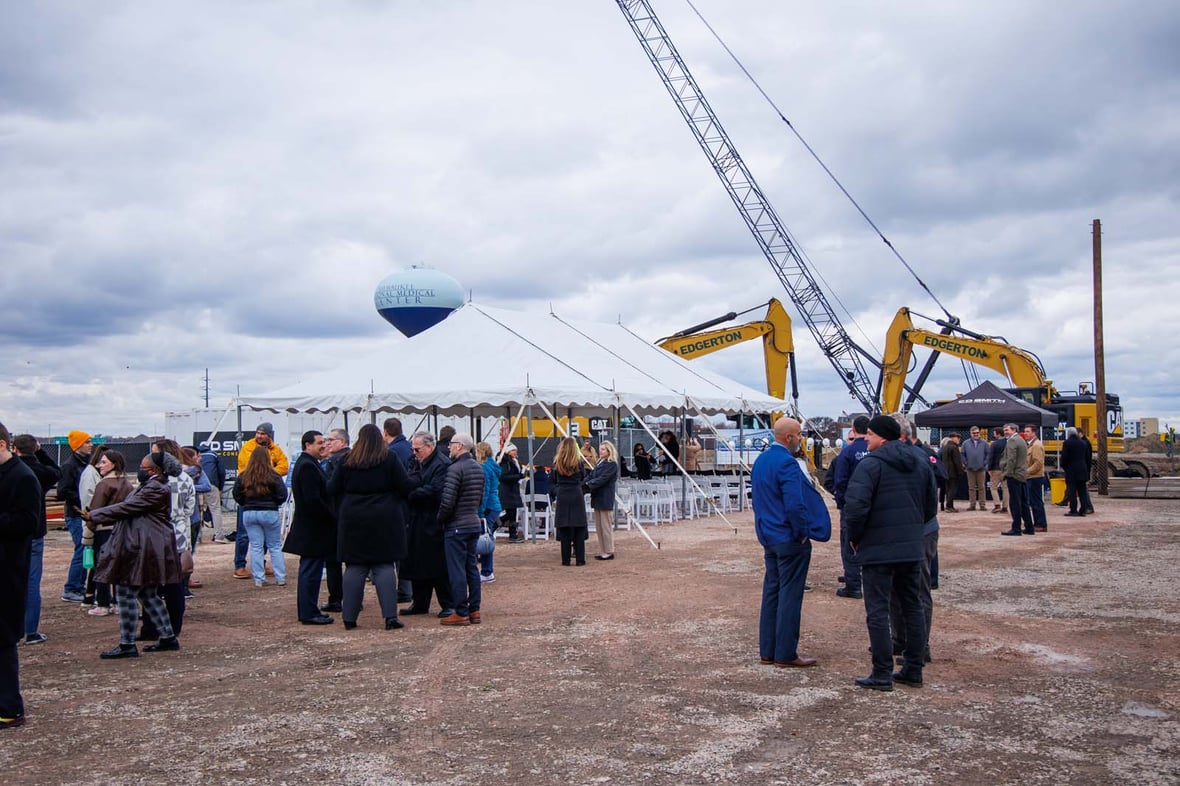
[1000,423,1033,536]
[961,426,990,511]
[437,433,485,626]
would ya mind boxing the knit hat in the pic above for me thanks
[256,422,275,439]
[504,443,518,454]
[867,415,901,441]
[68,430,91,452]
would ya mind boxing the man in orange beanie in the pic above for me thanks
[58,430,93,602]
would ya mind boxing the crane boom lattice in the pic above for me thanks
[617,0,878,412]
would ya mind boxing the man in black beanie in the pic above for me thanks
[843,414,937,691]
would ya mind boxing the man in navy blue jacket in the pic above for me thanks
[831,415,870,599]
[751,417,820,669]
[844,415,937,691]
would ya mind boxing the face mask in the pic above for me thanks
[137,469,152,484]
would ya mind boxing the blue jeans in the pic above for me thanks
[234,508,248,569]
[758,539,811,664]
[242,510,286,584]
[1025,477,1047,528]
[24,537,44,635]
[444,529,481,617]
[64,515,86,594]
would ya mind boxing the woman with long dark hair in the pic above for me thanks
[80,450,132,616]
[632,444,652,481]
[232,446,289,587]
[328,423,414,630]
[552,437,589,567]
[498,444,524,542]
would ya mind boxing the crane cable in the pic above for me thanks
[683,0,956,324]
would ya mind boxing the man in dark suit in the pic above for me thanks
[283,431,337,625]
[1060,428,1093,517]
[12,435,60,645]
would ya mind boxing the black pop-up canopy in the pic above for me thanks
[913,380,1058,429]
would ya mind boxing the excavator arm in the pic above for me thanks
[881,307,1054,413]
[658,299,797,403]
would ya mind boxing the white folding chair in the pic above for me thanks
[522,493,552,540]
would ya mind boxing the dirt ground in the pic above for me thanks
[4,496,1178,785]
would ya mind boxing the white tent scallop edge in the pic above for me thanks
[233,302,788,418]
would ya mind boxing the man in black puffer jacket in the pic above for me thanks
[844,415,938,692]
[437,433,485,626]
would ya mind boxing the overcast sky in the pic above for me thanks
[3,0,1178,437]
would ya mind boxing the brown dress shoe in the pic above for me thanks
[265,565,275,577]
[468,611,482,625]
[233,568,250,580]
[775,657,818,668]
[440,613,470,626]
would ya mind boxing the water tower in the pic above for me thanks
[373,267,464,337]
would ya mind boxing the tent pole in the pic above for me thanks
[621,401,733,530]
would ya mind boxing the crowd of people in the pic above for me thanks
[0,417,635,728]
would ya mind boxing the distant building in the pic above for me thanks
[1125,418,1160,439]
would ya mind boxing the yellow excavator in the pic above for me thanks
[881,307,1122,452]
[657,298,797,410]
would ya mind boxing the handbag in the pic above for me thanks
[475,518,496,557]
[178,549,195,576]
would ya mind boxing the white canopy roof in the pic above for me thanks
[234,302,788,418]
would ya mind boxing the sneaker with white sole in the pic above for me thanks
[480,573,495,583]
[61,591,85,603]
[87,606,113,617]
[23,633,47,645]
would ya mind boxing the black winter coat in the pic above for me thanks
[499,455,524,510]
[232,473,289,510]
[283,453,336,558]
[843,440,937,566]
[402,448,451,580]
[0,457,40,646]
[553,467,588,533]
[585,459,618,511]
[20,450,61,539]
[1060,436,1090,483]
[438,452,484,532]
[56,450,89,517]
[329,452,414,564]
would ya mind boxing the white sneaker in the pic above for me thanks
[480,573,495,583]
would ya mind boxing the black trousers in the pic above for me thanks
[0,642,22,720]
[325,561,343,605]
[863,561,925,678]
[891,531,938,659]
[558,528,587,565]
[409,576,453,613]
[1006,478,1033,531]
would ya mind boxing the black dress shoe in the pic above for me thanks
[343,620,357,630]
[385,617,404,630]
[1023,529,1036,535]
[855,675,893,691]
[594,554,614,561]
[1064,512,1084,517]
[892,670,923,687]
[100,643,139,660]
[320,602,343,613]
[401,606,430,615]
[144,637,180,653]
[1000,529,1022,536]
[301,615,334,625]
[835,587,862,599]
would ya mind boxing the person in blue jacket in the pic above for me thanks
[831,415,870,599]
[475,442,502,583]
[750,416,821,669]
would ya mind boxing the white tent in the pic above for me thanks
[234,302,788,418]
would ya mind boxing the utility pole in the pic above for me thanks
[203,368,210,408]
[1093,219,1108,496]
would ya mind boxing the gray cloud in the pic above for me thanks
[2,0,1177,435]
